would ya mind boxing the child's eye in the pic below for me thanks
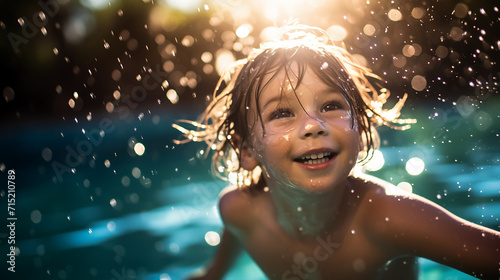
[321,101,344,112]
[270,109,293,120]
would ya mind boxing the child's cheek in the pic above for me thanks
[263,126,294,149]
[325,110,356,131]
[253,127,295,160]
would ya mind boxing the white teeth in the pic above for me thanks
[299,152,332,163]
[305,157,329,165]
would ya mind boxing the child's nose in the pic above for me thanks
[299,115,329,138]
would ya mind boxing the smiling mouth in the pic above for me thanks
[294,152,335,165]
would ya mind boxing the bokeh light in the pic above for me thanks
[364,150,385,172]
[326,25,348,42]
[406,157,425,176]
[388,9,403,21]
[397,182,413,193]
[134,142,146,156]
[411,75,427,91]
[204,231,221,246]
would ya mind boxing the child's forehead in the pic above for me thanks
[260,64,336,95]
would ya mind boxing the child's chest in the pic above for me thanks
[239,209,391,279]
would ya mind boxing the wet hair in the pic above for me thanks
[174,24,415,191]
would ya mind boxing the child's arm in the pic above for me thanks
[187,186,249,280]
[187,228,243,280]
[365,187,500,279]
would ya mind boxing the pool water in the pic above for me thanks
[1,99,499,280]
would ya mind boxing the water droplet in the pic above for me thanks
[121,176,130,187]
[181,35,195,47]
[166,89,179,104]
[453,3,469,18]
[205,231,221,246]
[411,75,427,91]
[132,167,141,178]
[107,221,116,231]
[110,198,117,207]
[162,80,169,89]
[169,243,180,254]
[31,210,42,224]
[3,87,15,102]
[38,12,46,21]
[352,258,366,273]
[105,102,114,113]
[88,228,93,234]
[134,142,145,156]
[406,157,425,175]
[388,9,403,21]
[41,148,52,161]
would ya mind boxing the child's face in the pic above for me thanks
[246,65,361,193]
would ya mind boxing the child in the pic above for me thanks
[174,24,500,279]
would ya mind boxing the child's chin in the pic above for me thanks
[296,181,337,194]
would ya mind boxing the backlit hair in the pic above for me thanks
[173,24,416,190]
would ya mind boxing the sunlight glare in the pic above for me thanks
[236,24,253,38]
[215,49,236,75]
[326,25,347,41]
[163,0,202,13]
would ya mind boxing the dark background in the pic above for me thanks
[1,0,498,123]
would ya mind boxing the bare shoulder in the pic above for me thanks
[218,185,261,230]
[352,173,500,278]
[357,175,450,225]
[351,172,430,213]
[350,173,447,243]
[353,173,495,233]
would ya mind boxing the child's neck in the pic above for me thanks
[268,178,351,239]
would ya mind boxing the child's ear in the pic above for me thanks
[240,142,259,171]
